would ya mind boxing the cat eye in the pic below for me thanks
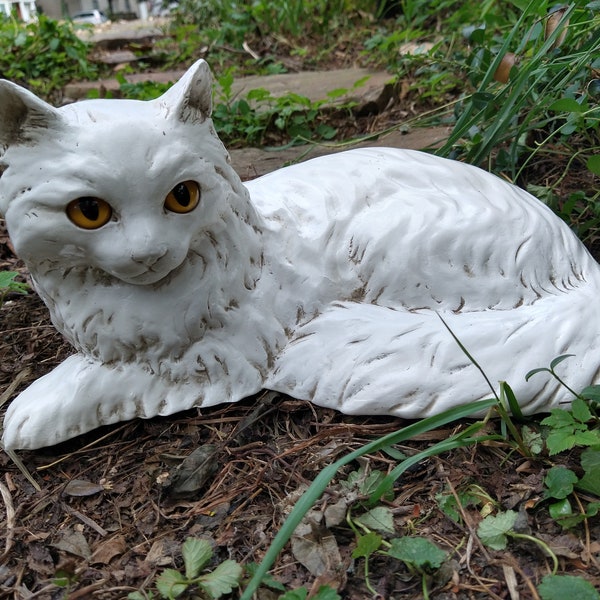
[66,197,112,230]
[164,181,200,214]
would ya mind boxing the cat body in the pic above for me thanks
[2,60,600,450]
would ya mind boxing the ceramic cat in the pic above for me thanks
[2,60,600,450]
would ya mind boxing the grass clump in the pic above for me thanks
[436,0,600,186]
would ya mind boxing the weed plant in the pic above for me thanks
[0,272,28,306]
[0,15,97,100]
[170,0,372,42]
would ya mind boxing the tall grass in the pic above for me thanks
[436,0,600,184]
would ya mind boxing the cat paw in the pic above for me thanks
[2,354,176,450]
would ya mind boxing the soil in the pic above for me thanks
[1,20,600,600]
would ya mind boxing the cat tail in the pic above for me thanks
[266,289,600,418]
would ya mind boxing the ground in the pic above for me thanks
[1,19,600,600]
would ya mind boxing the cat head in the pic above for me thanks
[0,60,255,287]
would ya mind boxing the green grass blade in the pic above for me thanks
[368,426,502,505]
[239,398,496,599]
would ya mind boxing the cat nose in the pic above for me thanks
[131,245,168,267]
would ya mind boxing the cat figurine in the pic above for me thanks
[2,59,600,451]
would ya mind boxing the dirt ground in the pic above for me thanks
[1,22,600,600]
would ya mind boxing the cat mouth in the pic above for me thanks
[117,257,188,286]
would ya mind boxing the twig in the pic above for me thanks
[0,366,31,408]
[0,479,15,562]
[63,504,108,536]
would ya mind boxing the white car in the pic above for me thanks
[71,10,109,24]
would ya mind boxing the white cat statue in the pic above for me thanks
[1,60,599,450]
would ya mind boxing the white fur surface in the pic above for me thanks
[1,60,599,450]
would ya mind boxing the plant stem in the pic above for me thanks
[508,532,559,575]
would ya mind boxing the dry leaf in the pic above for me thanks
[63,479,104,497]
[291,516,342,577]
[545,7,569,49]
[166,444,220,498]
[52,529,91,560]
[91,535,127,565]
[26,544,55,576]
[494,53,518,84]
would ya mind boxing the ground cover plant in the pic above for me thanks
[0,15,98,101]
[1,0,600,598]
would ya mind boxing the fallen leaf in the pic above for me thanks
[537,532,581,559]
[145,538,179,566]
[166,445,220,498]
[26,543,55,576]
[291,522,342,577]
[63,479,104,497]
[52,529,91,560]
[91,535,127,565]
[324,498,349,528]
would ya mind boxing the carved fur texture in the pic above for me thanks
[1,60,600,450]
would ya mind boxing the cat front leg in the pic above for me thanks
[1,354,202,450]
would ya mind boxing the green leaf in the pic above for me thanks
[352,531,382,559]
[537,574,600,600]
[436,493,461,523]
[501,381,523,419]
[0,271,18,287]
[580,448,600,472]
[477,510,517,550]
[546,429,575,453]
[387,537,447,569]
[548,498,573,520]
[0,271,28,296]
[579,385,600,404]
[545,466,579,499]
[361,470,387,496]
[586,155,600,176]
[472,92,494,109]
[549,354,575,370]
[525,367,550,381]
[326,87,349,99]
[311,586,341,600]
[571,398,592,423]
[354,506,395,534]
[541,409,576,429]
[244,563,285,592]
[352,75,371,89]
[548,98,586,113]
[546,429,599,455]
[198,560,242,598]
[278,588,308,600]
[577,449,600,496]
[156,569,188,599]
[182,538,212,579]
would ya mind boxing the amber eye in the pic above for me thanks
[164,181,200,214]
[66,197,112,230]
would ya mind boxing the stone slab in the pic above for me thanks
[231,126,449,180]
[64,67,394,106]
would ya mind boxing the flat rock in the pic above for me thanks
[64,67,394,107]
[231,126,449,180]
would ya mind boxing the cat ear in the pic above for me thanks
[157,59,213,123]
[0,80,64,148]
